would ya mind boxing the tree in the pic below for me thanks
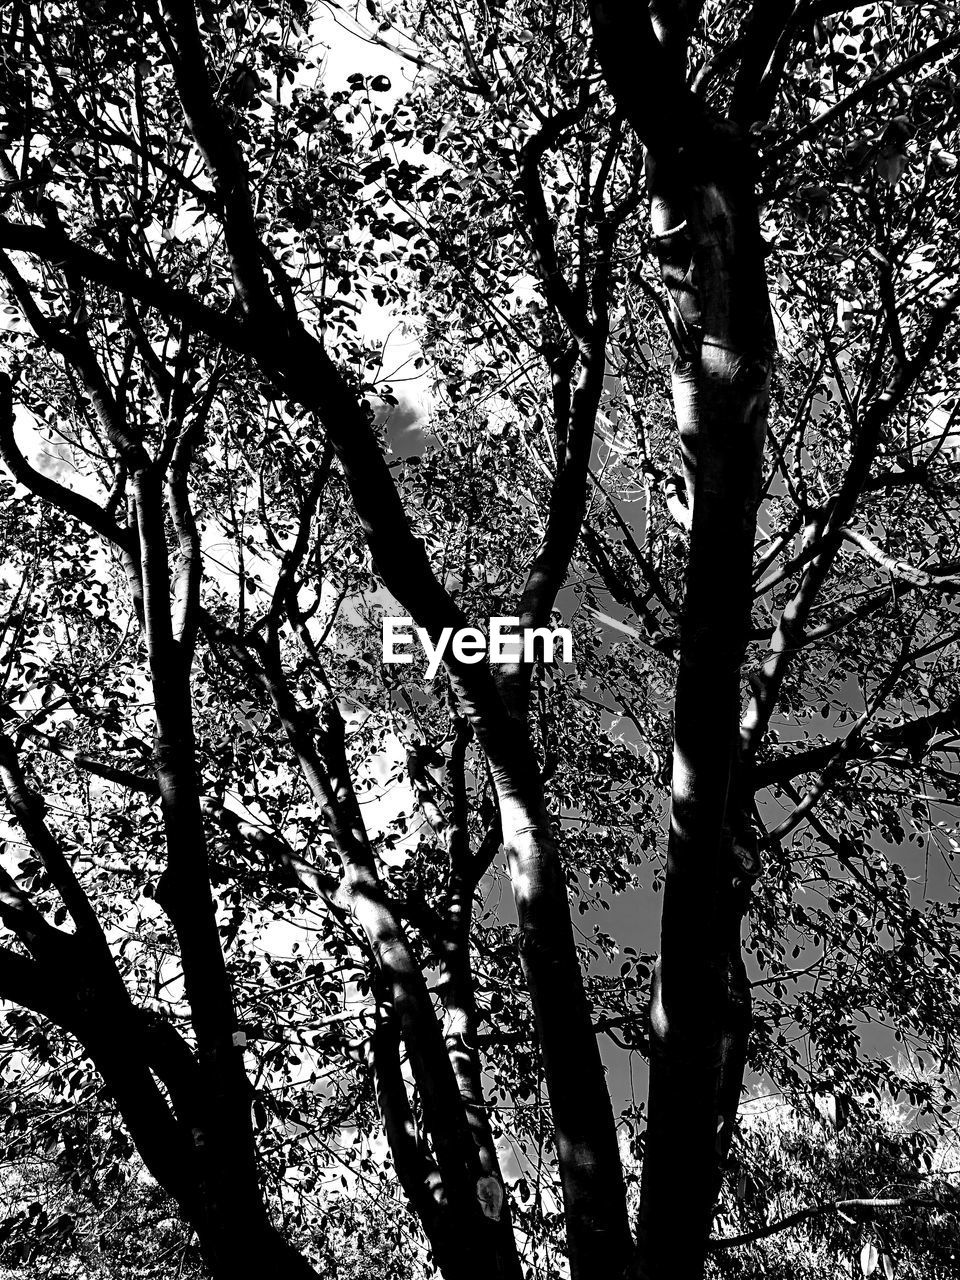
[0,3,959,1279]
[582,1,960,1274]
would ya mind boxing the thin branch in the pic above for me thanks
[518,105,591,343]
[0,374,130,550]
[774,35,960,155]
[0,218,249,349]
[710,1195,958,1250]
[0,734,109,944]
[840,527,960,592]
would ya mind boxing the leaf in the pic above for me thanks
[876,150,908,186]
[370,74,391,92]
[931,140,958,172]
[880,1254,895,1279]
[860,1242,879,1276]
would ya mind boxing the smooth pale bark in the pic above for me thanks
[373,979,522,1280]
[438,748,525,1280]
[493,746,635,1280]
[371,1006,456,1272]
[586,5,777,1273]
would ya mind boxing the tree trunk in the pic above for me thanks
[85,1002,313,1280]
[635,133,774,1280]
[492,739,635,1280]
[192,1217,321,1280]
[131,467,291,1273]
[249,655,510,1274]
[439,907,524,1280]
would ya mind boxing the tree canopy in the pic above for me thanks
[0,2,959,1278]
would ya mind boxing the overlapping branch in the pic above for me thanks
[742,288,960,759]
[710,1195,958,1250]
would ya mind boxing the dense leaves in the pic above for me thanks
[0,1,958,1277]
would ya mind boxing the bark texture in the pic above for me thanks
[494,748,635,1279]
[588,5,777,1275]
[637,132,773,1280]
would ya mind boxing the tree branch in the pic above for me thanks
[774,34,960,156]
[0,945,75,1023]
[5,720,157,795]
[0,865,74,965]
[588,0,698,156]
[0,218,248,348]
[202,610,482,1211]
[0,735,109,944]
[156,0,282,322]
[840,527,960,592]
[729,0,798,129]
[518,107,591,343]
[741,288,960,758]
[710,1195,958,1249]
[0,374,130,549]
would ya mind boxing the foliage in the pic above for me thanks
[709,1096,960,1279]
[0,1,957,1277]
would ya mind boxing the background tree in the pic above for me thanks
[0,3,959,1280]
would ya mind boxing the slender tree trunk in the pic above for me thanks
[635,135,774,1280]
[439,906,524,1280]
[491,737,635,1280]
[373,993,516,1280]
[582,7,775,1268]
[131,467,296,1273]
[82,987,320,1279]
[246,647,512,1276]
